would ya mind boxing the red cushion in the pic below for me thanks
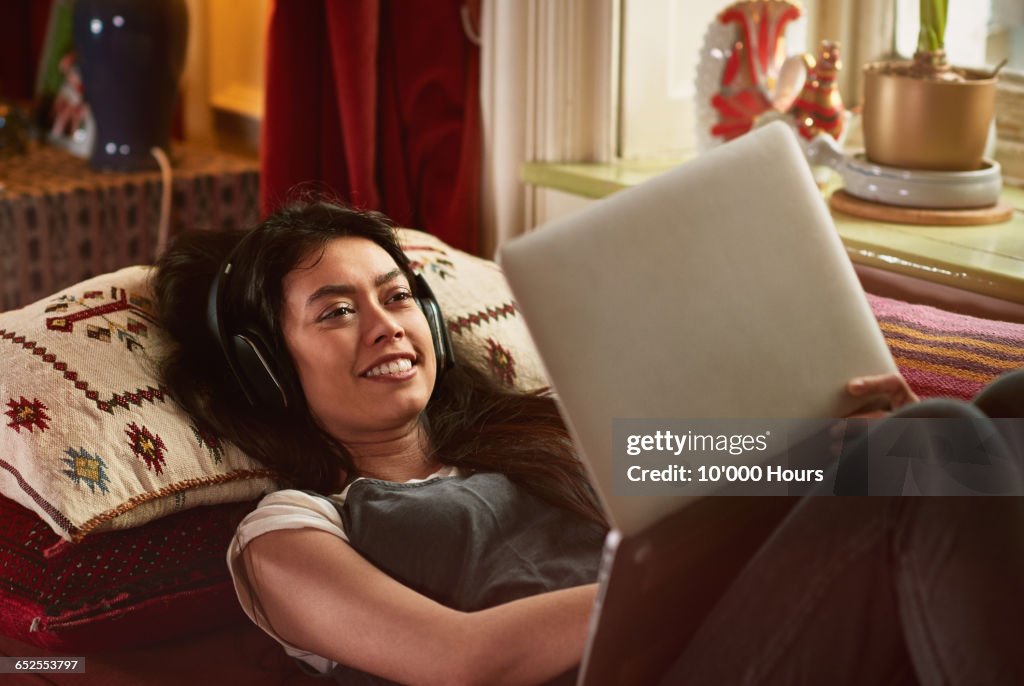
[0,494,257,651]
[870,294,1024,401]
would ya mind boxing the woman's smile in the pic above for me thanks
[361,355,418,380]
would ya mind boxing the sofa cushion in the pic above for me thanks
[868,293,1024,401]
[0,267,279,542]
[0,492,255,650]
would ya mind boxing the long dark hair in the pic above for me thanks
[152,199,606,527]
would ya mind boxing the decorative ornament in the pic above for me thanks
[695,0,804,151]
[788,41,845,141]
[47,52,96,158]
[696,1,850,185]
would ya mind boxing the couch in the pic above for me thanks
[1,228,1022,685]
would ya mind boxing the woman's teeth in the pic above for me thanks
[365,358,413,377]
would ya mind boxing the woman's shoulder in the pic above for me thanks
[234,488,350,547]
[256,487,337,507]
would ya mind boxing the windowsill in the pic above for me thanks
[520,158,689,199]
[520,160,1024,309]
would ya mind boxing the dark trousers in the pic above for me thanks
[661,370,1024,686]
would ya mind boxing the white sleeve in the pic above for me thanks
[226,489,348,675]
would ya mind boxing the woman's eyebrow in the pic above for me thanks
[305,269,404,307]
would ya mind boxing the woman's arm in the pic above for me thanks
[243,527,596,686]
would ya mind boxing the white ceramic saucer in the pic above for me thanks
[801,135,1004,209]
[838,153,1002,209]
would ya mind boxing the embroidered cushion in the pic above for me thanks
[0,266,278,542]
[0,492,255,650]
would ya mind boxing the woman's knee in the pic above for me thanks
[834,400,1021,495]
[973,369,1024,419]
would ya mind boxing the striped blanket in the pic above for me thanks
[869,294,1024,401]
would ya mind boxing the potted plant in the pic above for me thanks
[861,0,998,171]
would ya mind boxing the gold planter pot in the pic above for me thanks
[862,61,997,171]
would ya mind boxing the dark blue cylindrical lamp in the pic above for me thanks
[73,0,189,171]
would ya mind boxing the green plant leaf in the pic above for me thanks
[918,0,948,52]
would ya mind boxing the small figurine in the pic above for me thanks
[49,52,95,158]
[787,41,845,141]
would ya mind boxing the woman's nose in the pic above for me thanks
[363,304,404,346]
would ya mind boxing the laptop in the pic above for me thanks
[498,122,898,684]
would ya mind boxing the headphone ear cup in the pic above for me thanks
[413,274,455,378]
[230,331,291,411]
[207,243,295,411]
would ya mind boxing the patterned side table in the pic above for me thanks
[0,145,259,312]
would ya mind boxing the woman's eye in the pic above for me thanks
[320,305,354,321]
[388,291,414,304]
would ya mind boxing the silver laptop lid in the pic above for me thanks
[500,122,896,536]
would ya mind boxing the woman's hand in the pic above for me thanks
[844,373,919,418]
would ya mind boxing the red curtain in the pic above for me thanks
[261,0,481,255]
[0,0,51,101]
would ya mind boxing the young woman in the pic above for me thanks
[153,199,1024,685]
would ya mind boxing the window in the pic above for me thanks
[617,0,1023,162]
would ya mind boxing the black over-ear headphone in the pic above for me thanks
[206,240,455,411]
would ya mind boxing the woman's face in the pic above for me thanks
[279,237,436,443]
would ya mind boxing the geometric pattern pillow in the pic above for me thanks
[0,492,256,650]
[0,267,279,541]
[399,229,550,392]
